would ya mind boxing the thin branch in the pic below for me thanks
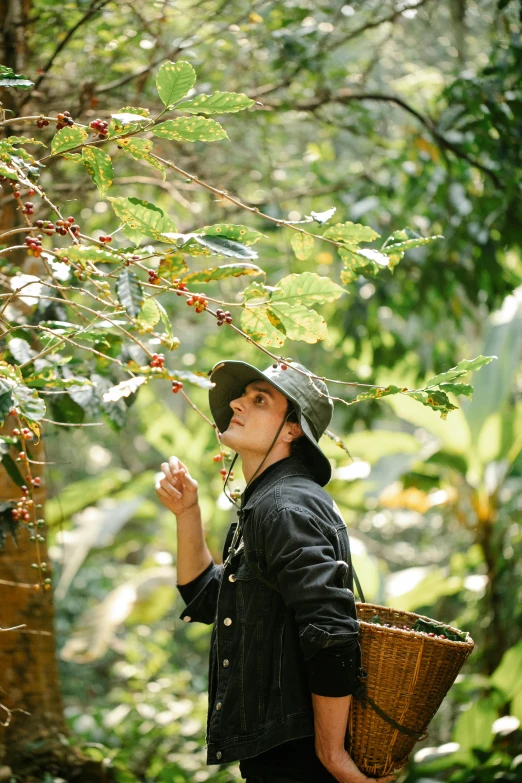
[262,89,502,189]
[20,0,113,104]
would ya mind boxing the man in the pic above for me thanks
[156,360,395,783]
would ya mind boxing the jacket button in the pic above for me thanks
[216,702,222,710]
[216,751,222,760]
[223,659,230,667]
[223,617,232,626]
[228,573,236,582]
[183,616,191,622]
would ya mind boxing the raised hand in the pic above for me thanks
[155,456,199,518]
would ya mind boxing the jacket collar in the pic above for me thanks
[240,455,316,512]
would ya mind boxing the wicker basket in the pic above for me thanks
[346,603,474,777]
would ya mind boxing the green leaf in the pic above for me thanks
[116,269,144,317]
[439,382,473,398]
[405,389,459,419]
[117,137,165,179]
[1,453,25,487]
[111,112,150,125]
[0,161,18,180]
[425,355,497,388]
[115,106,150,118]
[8,338,35,364]
[11,384,46,422]
[242,282,280,301]
[380,235,444,254]
[490,640,522,701]
[352,385,403,403]
[0,378,14,425]
[3,136,46,147]
[271,272,345,307]
[290,232,315,261]
[156,61,196,108]
[323,221,380,244]
[0,65,34,89]
[102,376,148,403]
[152,117,228,143]
[268,303,327,343]
[192,224,266,246]
[181,263,264,284]
[81,146,114,198]
[241,307,286,347]
[158,251,187,281]
[137,297,161,328]
[453,697,497,753]
[176,91,255,114]
[155,300,177,350]
[51,126,88,155]
[54,245,120,265]
[180,234,258,259]
[108,197,177,242]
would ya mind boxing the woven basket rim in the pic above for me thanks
[356,601,474,648]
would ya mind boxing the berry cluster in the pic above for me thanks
[12,428,34,441]
[56,111,74,130]
[90,118,109,139]
[25,235,43,257]
[171,380,183,394]
[21,201,34,215]
[213,450,227,463]
[186,294,208,313]
[220,468,234,481]
[174,279,188,296]
[272,362,288,370]
[36,118,50,129]
[150,353,165,368]
[124,254,141,267]
[99,235,112,243]
[35,216,79,236]
[148,269,159,284]
[215,308,233,326]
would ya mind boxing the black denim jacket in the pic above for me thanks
[177,456,360,765]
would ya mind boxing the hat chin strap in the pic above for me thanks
[222,411,292,508]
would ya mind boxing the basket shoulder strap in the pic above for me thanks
[344,529,366,604]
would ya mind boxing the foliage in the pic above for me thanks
[2,1,522,781]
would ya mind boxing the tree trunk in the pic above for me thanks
[0,421,68,766]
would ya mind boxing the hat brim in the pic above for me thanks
[209,360,332,486]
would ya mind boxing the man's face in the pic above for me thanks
[220,380,296,455]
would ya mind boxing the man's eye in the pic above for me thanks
[255,395,265,403]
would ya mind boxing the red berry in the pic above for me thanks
[66,216,75,224]
[213,455,222,462]
[220,468,227,476]
[281,364,288,370]
[57,113,65,122]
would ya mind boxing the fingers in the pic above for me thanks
[155,475,181,500]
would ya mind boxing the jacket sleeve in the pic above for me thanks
[176,560,223,625]
[259,505,360,662]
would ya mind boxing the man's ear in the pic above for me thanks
[283,422,303,442]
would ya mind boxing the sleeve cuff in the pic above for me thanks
[306,647,360,697]
[176,559,215,605]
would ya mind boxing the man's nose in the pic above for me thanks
[230,396,245,413]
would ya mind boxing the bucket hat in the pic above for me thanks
[209,360,334,486]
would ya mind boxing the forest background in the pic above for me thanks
[1,1,522,782]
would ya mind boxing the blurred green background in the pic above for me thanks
[3,0,522,781]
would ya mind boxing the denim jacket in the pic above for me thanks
[177,456,360,765]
